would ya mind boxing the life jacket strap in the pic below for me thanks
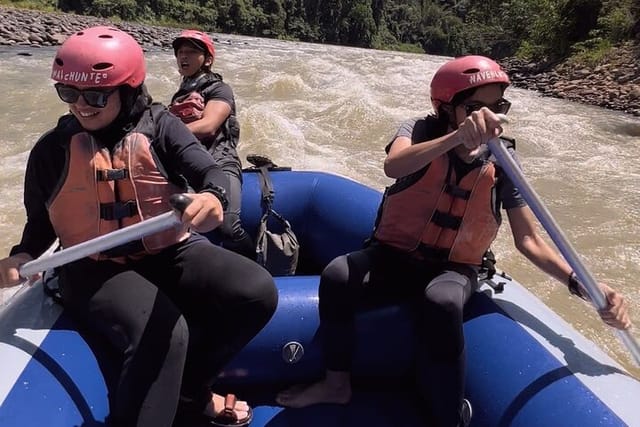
[100,200,138,221]
[97,168,129,181]
[444,183,471,200]
[431,211,462,230]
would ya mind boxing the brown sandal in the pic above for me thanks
[208,394,253,427]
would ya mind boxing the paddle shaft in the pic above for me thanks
[19,211,181,277]
[488,137,640,366]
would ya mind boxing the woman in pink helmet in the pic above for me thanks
[169,29,254,260]
[275,55,631,426]
[0,26,277,427]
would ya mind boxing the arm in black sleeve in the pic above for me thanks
[153,111,228,192]
[202,80,236,112]
[10,132,61,258]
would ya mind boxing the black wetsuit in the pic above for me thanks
[318,115,525,427]
[11,104,277,427]
[171,73,254,259]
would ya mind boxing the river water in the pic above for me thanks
[0,34,639,377]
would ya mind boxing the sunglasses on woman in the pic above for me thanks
[54,83,118,108]
[462,98,511,117]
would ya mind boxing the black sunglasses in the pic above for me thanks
[54,83,118,108]
[462,98,511,117]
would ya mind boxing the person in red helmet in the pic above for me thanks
[275,55,631,426]
[0,26,277,427]
[169,29,254,260]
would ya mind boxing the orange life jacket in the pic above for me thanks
[48,116,190,261]
[373,154,500,265]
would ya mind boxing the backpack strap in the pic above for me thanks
[256,165,291,228]
[244,154,292,172]
[249,156,300,275]
[257,164,275,211]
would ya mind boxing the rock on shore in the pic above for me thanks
[0,6,179,49]
[1,6,639,117]
[499,44,640,116]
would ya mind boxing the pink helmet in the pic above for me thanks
[430,55,510,113]
[172,30,215,59]
[51,26,145,88]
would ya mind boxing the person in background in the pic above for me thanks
[169,30,254,260]
[0,26,277,427]
[275,55,631,427]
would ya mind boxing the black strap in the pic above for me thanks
[253,160,292,228]
[257,165,275,210]
[244,154,292,172]
[568,272,590,301]
[96,168,129,181]
[479,249,497,282]
[431,211,462,230]
[43,269,64,306]
[444,183,471,200]
[100,200,138,221]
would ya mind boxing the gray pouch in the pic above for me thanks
[255,209,299,276]
[249,155,300,276]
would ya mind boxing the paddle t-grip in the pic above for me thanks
[169,194,193,214]
[496,113,509,125]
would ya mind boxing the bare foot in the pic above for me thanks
[204,393,251,422]
[276,382,308,400]
[275,377,352,408]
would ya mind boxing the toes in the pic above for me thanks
[234,399,249,412]
[279,384,307,397]
[275,391,298,407]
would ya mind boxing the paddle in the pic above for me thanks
[489,114,640,366]
[1,194,192,308]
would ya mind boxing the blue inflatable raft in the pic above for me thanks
[0,169,638,427]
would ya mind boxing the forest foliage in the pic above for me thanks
[8,0,640,61]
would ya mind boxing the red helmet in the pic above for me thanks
[172,30,215,59]
[430,55,510,113]
[51,26,145,88]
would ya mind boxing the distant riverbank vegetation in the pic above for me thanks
[2,0,639,64]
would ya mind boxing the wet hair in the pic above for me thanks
[119,84,153,121]
[450,87,479,107]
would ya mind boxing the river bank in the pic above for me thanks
[1,6,639,116]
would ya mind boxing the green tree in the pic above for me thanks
[341,0,376,46]
[417,2,464,55]
[255,0,287,36]
[53,0,638,60]
[598,0,637,41]
[88,0,137,20]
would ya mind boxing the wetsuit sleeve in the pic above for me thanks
[10,132,61,258]
[498,148,527,210]
[385,118,418,153]
[201,80,235,111]
[153,112,228,191]
[385,116,445,154]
